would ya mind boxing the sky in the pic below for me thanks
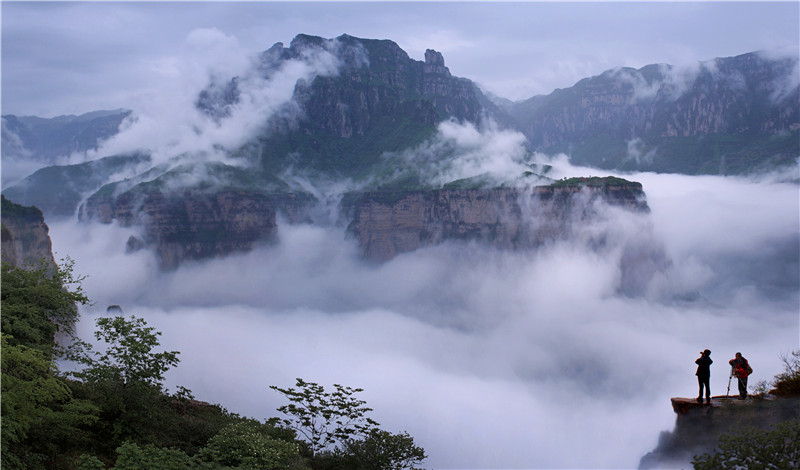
[2,1,799,117]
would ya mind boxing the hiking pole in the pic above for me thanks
[726,365,734,398]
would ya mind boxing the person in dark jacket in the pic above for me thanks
[695,349,713,403]
[729,352,751,399]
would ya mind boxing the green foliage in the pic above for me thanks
[3,255,426,469]
[76,441,213,470]
[1,258,89,354]
[258,114,436,185]
[1,333,98,469]
[67,315,179,388]
[270,378,380,457]
[110,441,200,470]
[771,350,800,397]
[73,454,107,470]
[563,131,800,176]
[340,429,428,470]
[1,258,98,469]
[549,175,640,188]
[2,153,149,218]
[198,421,308,469]
[65,315,188,457]
[691,420,800,470]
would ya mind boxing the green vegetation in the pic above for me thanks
[1,260,427,469]
[549,175,640,188]
[270,379,379,457]
[561,131,799,176]
[771,350,800,397]
[691,420,800,470]
[2,154,150,217]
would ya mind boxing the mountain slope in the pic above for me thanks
[509,52,799,174]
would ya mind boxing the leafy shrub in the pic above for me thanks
[772,350,800,397]
[198,421,307,469]
[692,420,800,470]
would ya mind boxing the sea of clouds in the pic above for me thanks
[49,154,799,469]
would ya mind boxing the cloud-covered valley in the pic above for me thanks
[50,156,799,468]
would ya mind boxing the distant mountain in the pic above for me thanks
[5,34,516,218]
[1,109,131,160]
[509,52,799,174]
[1,109,131,185]
[2,35,796,268]
[2,153,150,218]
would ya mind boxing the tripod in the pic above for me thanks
[726,365,734,398]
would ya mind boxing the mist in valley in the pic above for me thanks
[49,155,799,468]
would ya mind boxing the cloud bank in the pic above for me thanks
[50,159,799,468]
[76,29,344,175]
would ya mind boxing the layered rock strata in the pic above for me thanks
[344,182,649,260]
[81,190,312,270]
[1,195,56,269]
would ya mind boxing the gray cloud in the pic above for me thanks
[3,2,798,116]
[51,164,799,468]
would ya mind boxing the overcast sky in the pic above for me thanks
[2,1,798,117]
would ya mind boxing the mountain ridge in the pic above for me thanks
[2,34,797,268]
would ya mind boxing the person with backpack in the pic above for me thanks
[729,352,752,399]
[695,349,713,404]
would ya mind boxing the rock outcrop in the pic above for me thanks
[639,395,800,469]
[344,180,649,260]
[1,195,56,269]
[79,179,655,273]
[81,189,313,270]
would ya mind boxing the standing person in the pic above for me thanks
[695,349,713,404]
[729,352,752,399]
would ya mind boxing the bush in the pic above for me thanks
[198,421,307,469]
[772,350,800,397]
[692,420,800,469]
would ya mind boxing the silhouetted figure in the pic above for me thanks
[729,352,751,399]
[695,349,712,404]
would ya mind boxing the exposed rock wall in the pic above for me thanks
[80,182,652,273]
[1,195,56,269]
[344,183,649,260]
[81,190,312,270]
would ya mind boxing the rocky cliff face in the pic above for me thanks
[1,195,56,269]
[639,395,800,469]
[78,179,656,282]
[251,34,509,181]
[256,34,496,139]
[81,190,313,270]
[344,181,649,260]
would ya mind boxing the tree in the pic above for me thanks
[270,378,379,457]
[341,429,428,470]
[772,350,800,397]
[66,315,183,456]
[1,334,99,469]
[692,420,800,469]
[1,258,89,355]
[1,258,97,469]
[67,315,179,389]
